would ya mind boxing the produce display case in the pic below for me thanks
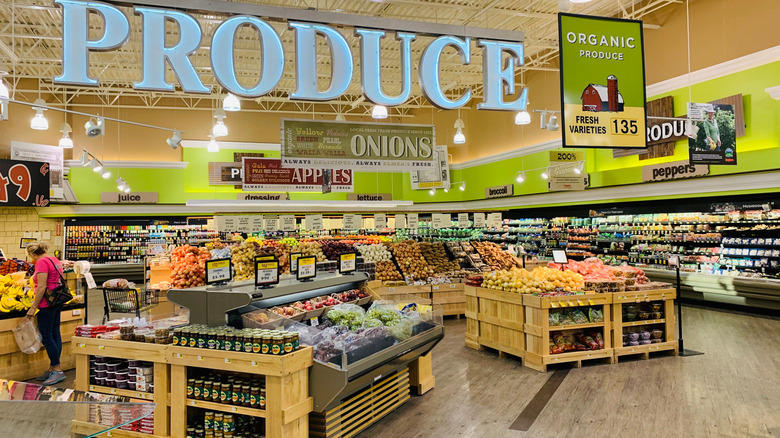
[168,273,444,423]
[523,293,614,372]
[611,288,678,362]
[464,285,525,359]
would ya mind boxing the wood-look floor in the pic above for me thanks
[1,305,777,437]
[362,306,780,438]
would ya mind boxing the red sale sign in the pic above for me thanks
[0,159,50,206]
[242,158,353,192]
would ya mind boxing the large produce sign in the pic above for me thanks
[0,159,50,207]
[281,120,436,171]
[242,157,353,192]
[558,13,647,149]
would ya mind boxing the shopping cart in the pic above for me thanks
[101,287,159,323]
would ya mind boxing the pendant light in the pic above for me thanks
[0,78,9,100]
[371,105,388,119]
[30,98,48,130]
[207,136,220,153]
[212,109,228,137]
[453,110,466,144]
[514,110,531,125]
[58,123,73,148]
[222,93,241,112]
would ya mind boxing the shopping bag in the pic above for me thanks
[13,318,43,354]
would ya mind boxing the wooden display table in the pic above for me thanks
[611,288,678,362]
[366,281,431,302]
[465,286,525,359]
[0,305,83,381]
[71,337,170,438]
[523,293,614,372]
[430,283,466,317]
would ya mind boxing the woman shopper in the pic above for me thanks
[25,242,66,386]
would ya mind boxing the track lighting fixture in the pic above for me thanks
[222,93,241,112]
[516,171,526,183]
[58,123,73,148]
[30,99,48,130]
[85,117,105,137]
[429,188,436,196]
[116,176,130,193]
[459,182,466,191]
[541,169,549,179]
[167,131,182,149]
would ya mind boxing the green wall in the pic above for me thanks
[69,60,780,208]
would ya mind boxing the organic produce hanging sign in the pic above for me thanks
[0,159,50,207]
[281,119,436,171]
[558,13,647,149]
[242,157,353,192]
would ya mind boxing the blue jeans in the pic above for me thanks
[36,306,62,367]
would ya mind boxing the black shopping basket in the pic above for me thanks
[101,287,159,323]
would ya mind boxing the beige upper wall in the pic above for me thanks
[2,0,779,163]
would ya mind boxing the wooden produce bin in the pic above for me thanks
[523,293,614,372]
[431,282,466,316]
[612,288,678,362]
[464,286,525,359]
[0,306,83,381]
[71,337,170,438]
[365,282,431,302]
[168,345,313,438]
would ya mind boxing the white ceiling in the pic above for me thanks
[0,0,680,116]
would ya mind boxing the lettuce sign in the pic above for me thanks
[558,13,647,149]
[281,120,435,171]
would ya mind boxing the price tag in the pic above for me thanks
[487,212,503,228]
[588,299,595,305]
[339,252,357,274]
[72,309,82,316]
[197,355,204,361]
[224,358,231,364]
[289,252,302,273]
[249,215,264,232]
[263,215,278,232]
[251,361,258,366]
[342,214,360,230]
[84,272,97,289]
[432,285,440,291]
[280,215,297,232]
[205,258,232,284]
[550,301,558,308]
[450,284,456,289]
[457,213,470,228]
[305,215,323,231]
[407,213,418,229]
[296,255,316,281]
[231,406,237,412]
[473,212,486,228]
[395,214,407,229]
[310,317,319,326]
[79,343,86,348]
[255,259,279,287]
[374,213,387,229]
[176,353,182,358]
[99,345,105,350]
[432,213,449,229]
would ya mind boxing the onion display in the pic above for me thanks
[169,245,210,288]
[356,243,393,263]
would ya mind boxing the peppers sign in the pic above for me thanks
[0,159,50,207]
[53,0,527,111]
[558,13,647,149]
[281,120,436,171]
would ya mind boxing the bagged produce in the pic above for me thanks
[13,318,42,354]
[102,278,131,289]
[588,307,604,323]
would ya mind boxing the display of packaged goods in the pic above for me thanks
[188,410,263,438]
[187,370,266,410]
[549,330,605,354]
[90,355,154,391]
[172,325,300,355]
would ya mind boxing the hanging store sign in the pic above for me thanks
[374,214,387,229]
[242,157,353,192]
[209,162,243,185]
[486,213,502,228]
[688,104,737,166]
[410,145,450,190]
[11,142,64,200]
[342,214,361,230]
[100,192,159,203]
[473,213,486,228]
[0,159,50,207]
[281,120,436,171]
[548,176,589,191]
[346,193,393,201]
[558,13,647,149]
[280,215,297,231]
[54,0,527,111]
[485,184,514,199]
[407,213,419,229]
[641,160,709,182]
[396,214,407,229]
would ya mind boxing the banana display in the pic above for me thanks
[0,274,35,313]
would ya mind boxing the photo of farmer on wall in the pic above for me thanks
[688,103,737,165]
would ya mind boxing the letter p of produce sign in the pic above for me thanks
[558,13,647,149]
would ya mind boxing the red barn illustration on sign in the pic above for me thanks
[581,75,625,112]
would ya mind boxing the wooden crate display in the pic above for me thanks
[523,293,614,372]
[612,288,678,362]
[71,337,170,438]
[431,283,465,316]
[168,345,313,438]
[365,283,431,302]
[310,368,410,438]
[464,286,524,359]
[0,308,83,381]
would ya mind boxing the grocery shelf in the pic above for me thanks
[548,322,605,331]
[71,420,168,438]
[185,398,267,418]
[622,318,666,327]
[88,384,155,401]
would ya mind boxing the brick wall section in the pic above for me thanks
[0,207,63,260]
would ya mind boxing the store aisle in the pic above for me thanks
[362,306,780,438]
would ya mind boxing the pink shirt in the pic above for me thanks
[33,256,63,309]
